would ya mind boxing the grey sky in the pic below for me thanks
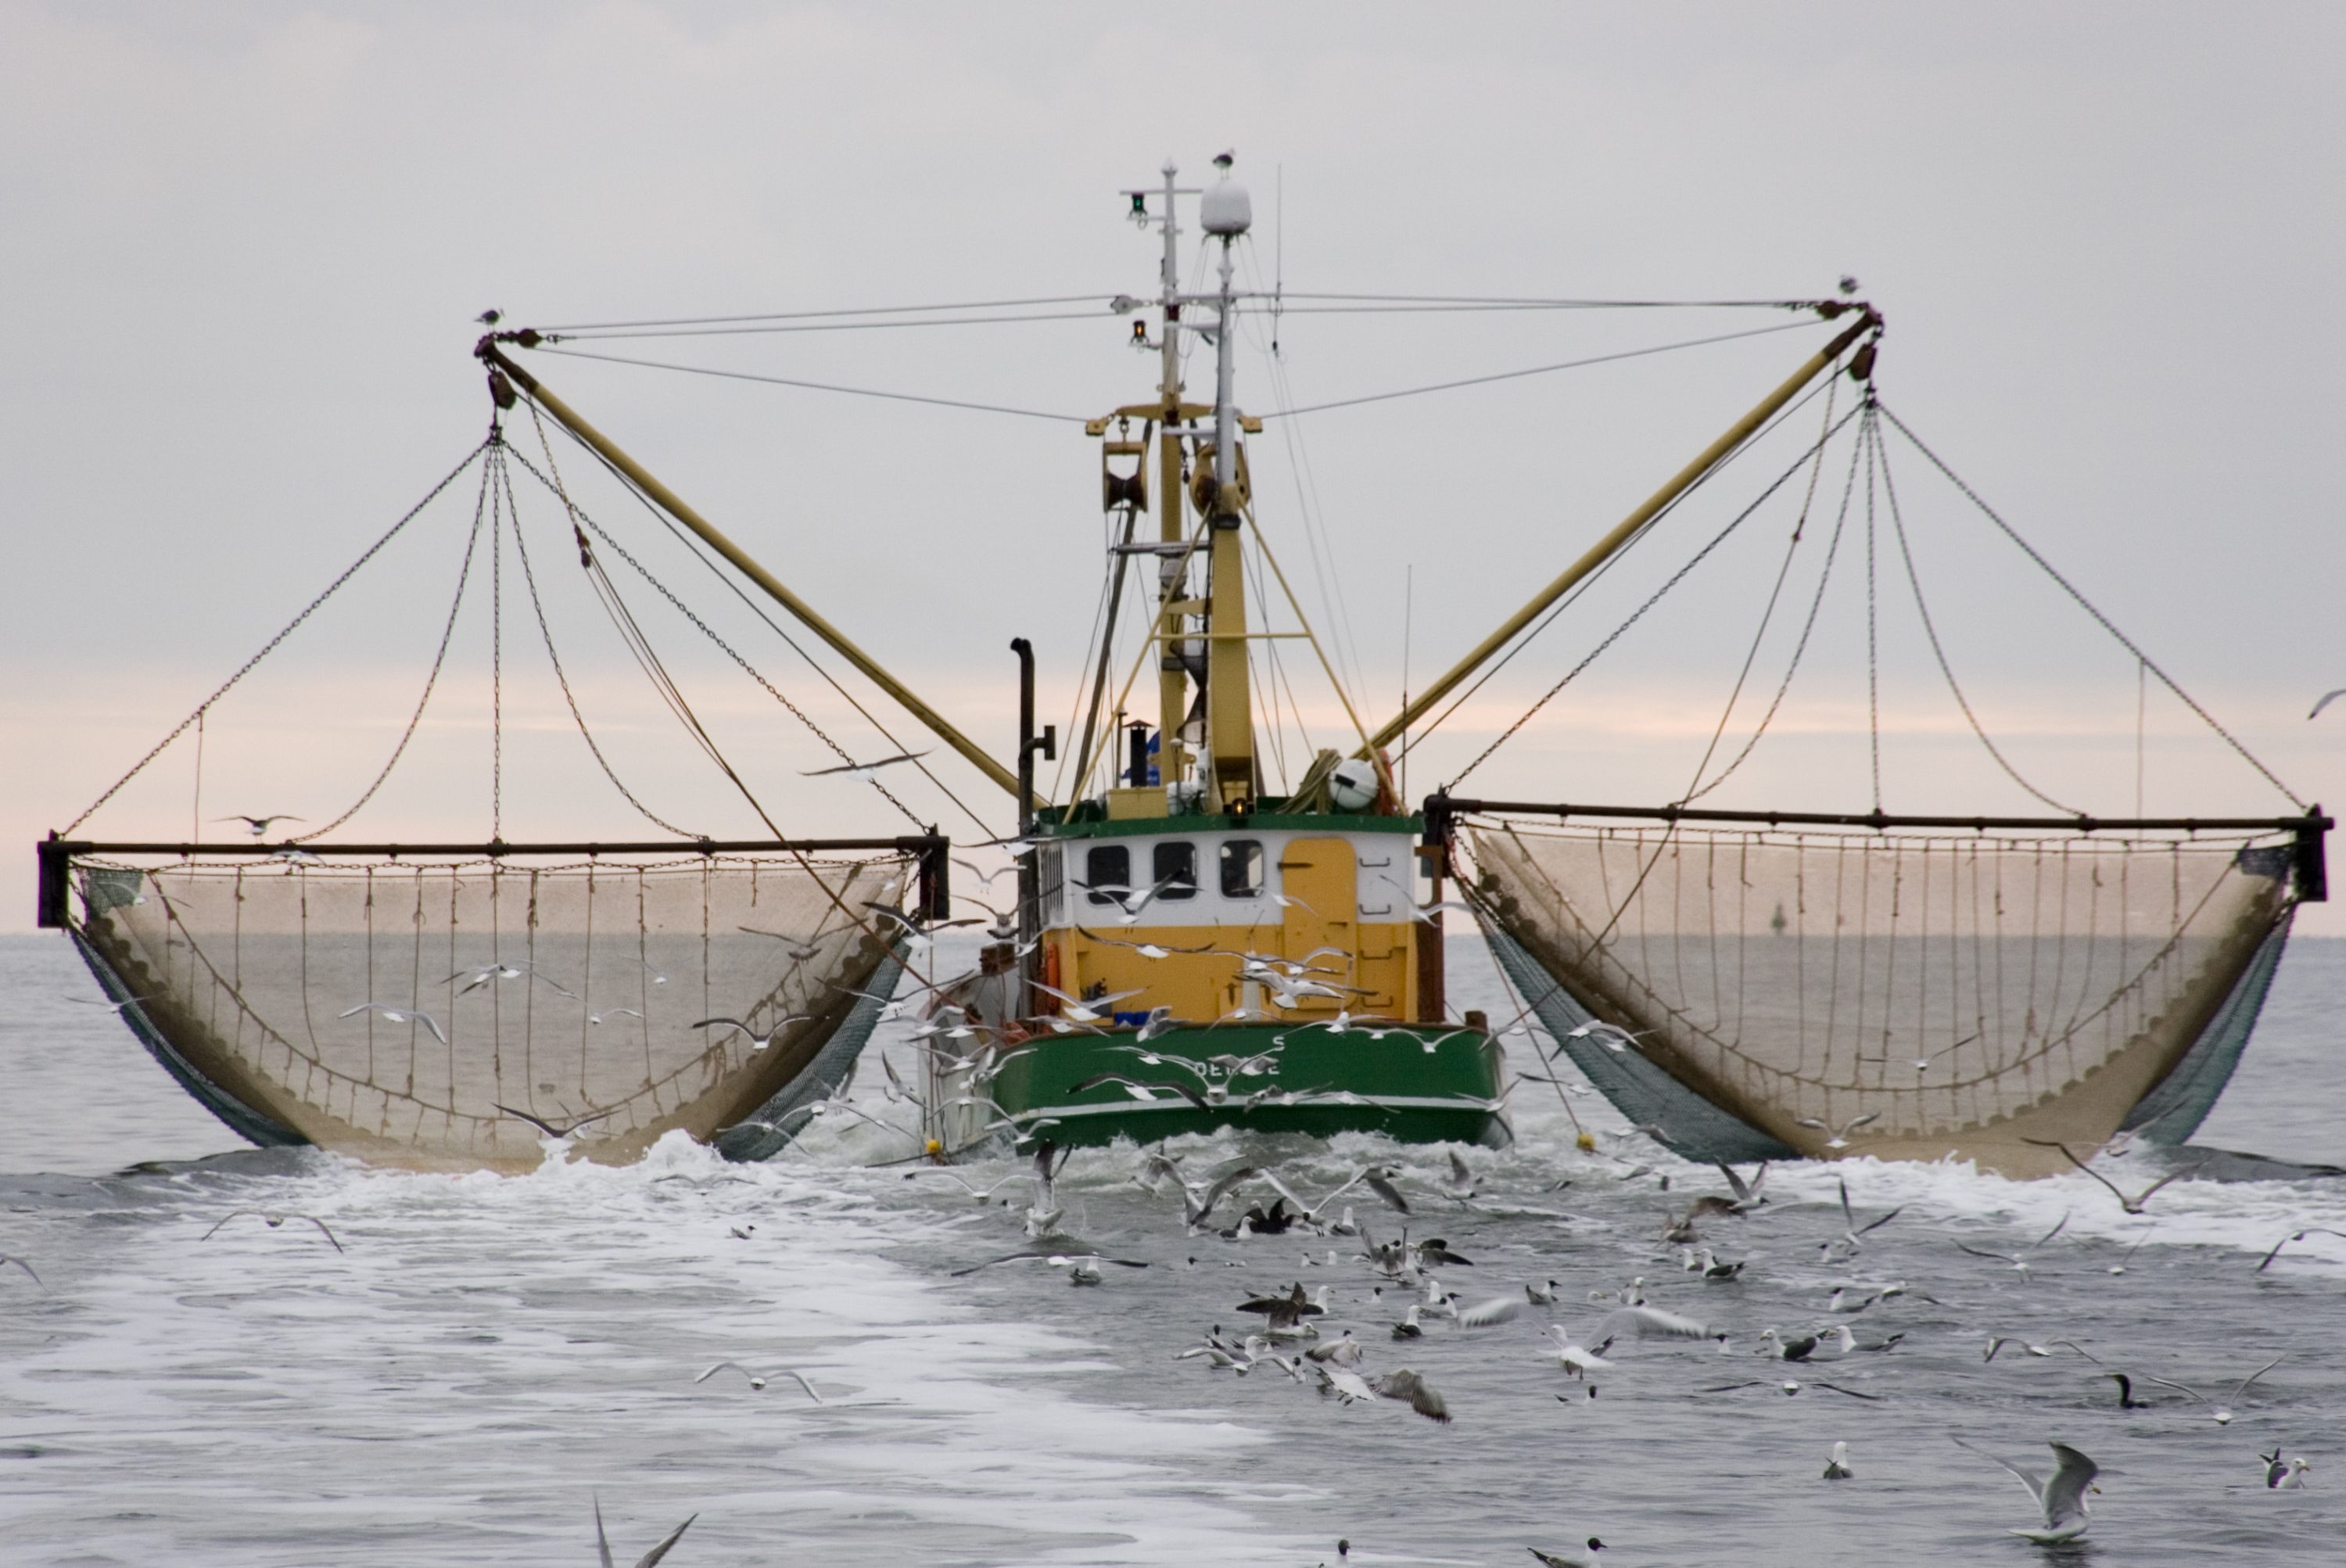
[4,2,2341,929]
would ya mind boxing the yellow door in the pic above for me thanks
[1279,838,1356,1014]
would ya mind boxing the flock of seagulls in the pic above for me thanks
[895,1111,2331,1556]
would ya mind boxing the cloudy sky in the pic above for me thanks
[4,2,2341,931]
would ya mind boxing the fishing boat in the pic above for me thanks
[41,153,2326,1177]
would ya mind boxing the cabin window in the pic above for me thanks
[1219,839,1264,898]
[1152,841,1198,902]
[1084,845,1131,906]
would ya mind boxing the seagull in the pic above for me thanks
[200,1210,344,1253]
[1079,927,1219,959]
[1544,1326,1612,1376]
[2310,689,2346,720]
[1182,1164,1262,1231]
[2022,1139,2207,1214]
[802,749,931,779]
[1033,980,1147,1024]
[902,1168,1030,1201]
[593,1494,695,1568]
[213,813,304,836]
[0,1254,42,1287]
[694,1362,823,1401]
[1440,1150,1478,1203]
[2256,1228,2346,1271]
[1361,1165,1412,1214]
[951,857,1015,892]
[495,1103,613,1140]
[1587,1304,1717,1353]
[951,1250,1150,1279]
[1069,1072,1209,1110]
[1826,1176,1903,1257]
[1796,1111,1880,1150]
[692,1014,814,1051]
[1239,1282,1327,1331]
[1391,1303,1425,1340]
[1526,1541,1606,1566]
[1954,1212,2070,1279]
[1526,1279,1561,1305]
[1756,1328,1821,1362]
[1313,1364,1378,1405]
[1699,1378,1879,1400]
[2144,1355,2286,1424]
[1953,1438,2098,1544]
[586,1008,645,1026]
[1455,1296,1523,1329]
[1376,1367,1451,1423]
[739,925,827,960]
[1071,872,1190,924]
[1823,1441,1855,1480]
[1983,1336,2096,1363]
[443,960,578,999]
[2262,1447,2312,1489]
[2106,1372,2153,1408]
[337,1002,449,1044]
[1838,275,1860,297]
[64,992,152,1014]
[1823,1326,1903,1355]
[475,308,502,326]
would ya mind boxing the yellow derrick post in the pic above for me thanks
[479,342,1026,803]
[1361,311,1878,757]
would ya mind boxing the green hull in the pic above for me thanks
[974,1021,1511,1150]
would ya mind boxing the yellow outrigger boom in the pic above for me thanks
[1361,309,1879,757]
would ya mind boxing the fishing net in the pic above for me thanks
[62,849,912,1172]
[1465,815,2307,1175]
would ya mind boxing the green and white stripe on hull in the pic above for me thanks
[956,1021,1512,1153]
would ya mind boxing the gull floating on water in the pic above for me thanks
[1823,1441,1855,1480]
[1953,1437,2098,1544]
[2262,1446,2312,1488]
[1525,1541,1605,1566]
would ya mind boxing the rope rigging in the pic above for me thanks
[515,402,1001,841]
[63,440,490,837]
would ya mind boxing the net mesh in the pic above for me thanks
[1467,817,2298,1172]
[70,850,909,1172]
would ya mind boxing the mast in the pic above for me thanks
[1199,154,1256,809]
[1153,160,1189,795]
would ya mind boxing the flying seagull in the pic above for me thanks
[692,1014,814,1051]
[201,1210,345,1253]
[0,1254,42,1287]
[694,1362,823,1401]
[2256,1227,2346,1272]
[338,1002,448,1044]
[2022,1139,2207,1214]
[1953,1437,2098,1544]
[802,749,931,779]
[1796,1111,1880,1150]
[2143,1355,2287,1424]
[495,1103,613,1140]
[593,1494,695,1568]
[1953,1211,2071,1279]
[1376,1367,1452,1423]
[213,813,304,836]
[2310,689,2346,720]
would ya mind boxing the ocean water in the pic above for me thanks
[2,931,2341,1566]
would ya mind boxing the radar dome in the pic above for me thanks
[1200,178,1252,237]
